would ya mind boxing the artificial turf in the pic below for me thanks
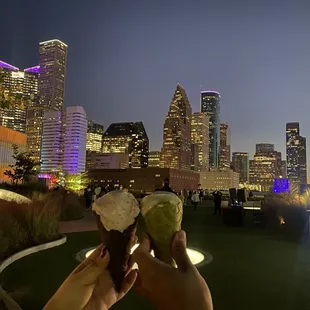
[2,206,310,310]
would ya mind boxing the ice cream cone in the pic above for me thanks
[96,215,137,292]
[92,190,140,292]
[141,191,183,266]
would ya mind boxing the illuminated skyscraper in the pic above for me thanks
[232,152,249,183]
[161,85,192,170]
[86,120,104,153]
[0,61,39,133]
[286,122,307,187]
[41,110,63,172]
[63,106,87,174]
[249,144,282,191]
[219,123,231,170]
[191,112,209,171]
[102,122,149,168]
[26,106,46,162]
[201,91,220,168]
[148,151,161,168]
[41,106,87,174]
[39,39,67,110]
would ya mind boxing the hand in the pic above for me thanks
[44,244,137,310]
[133,231,213,310]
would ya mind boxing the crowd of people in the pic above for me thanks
[84,179,223,216]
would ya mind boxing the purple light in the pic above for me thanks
[38,174,51,179]
[201,90,220,95]
[0,60,19,71]
[24,65,40,74]
[273,178,290,193]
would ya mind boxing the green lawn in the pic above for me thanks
[2,206,310,310]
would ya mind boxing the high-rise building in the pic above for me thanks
[102,122,149,168]
[0,61,39,133]
[86,120,104,153]
[286,122,307,187]
[25,106,46,162]
[39,39,67,110]
[256,143,274,154]
[201,91,220,168]
[232,152,249,183]
[299,136,307,185]
[63,106,87,174]
[161,85,192,170]
[0,126,26,182]
[148,151,161,168]
[41,106,87,174]
[249,144,282,191]
[191,112,209,171]
[86,152,129,170]
[200,169,239,190]
[219,123,231,170]
[41,110,63,172]
[190,143,199,171]
[281,160,287,178]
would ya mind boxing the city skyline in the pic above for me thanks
[2,0,310,179]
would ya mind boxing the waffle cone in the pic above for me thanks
[96,215,137,292]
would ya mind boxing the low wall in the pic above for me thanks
[0,235,67,310]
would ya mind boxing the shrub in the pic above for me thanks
[0,182,48,198]
[44,189,84,221]
[0,198,60,261]
[262,193,308,237]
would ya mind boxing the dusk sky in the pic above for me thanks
[2,0,310,165]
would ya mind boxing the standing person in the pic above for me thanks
[191,191,200,210]
[212,190,222,215]
[83,185,92,210]
[183,189,188,206]
[94,185,101,200]
[159,178,175,193]
[199,190,204,205]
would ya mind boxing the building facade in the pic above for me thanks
[0,126,27,182]
[0,61,39,133]
[41,110,63,172]
[102,122,149,168]
[39,39,67,110]
[249,144,282,191]
[191,112,209,171]
[232,152,249,183]
[161,85,192,170]
[199,169,239,190]
[86,120,104,153]
[25,106,47,163]
[41,106,87,174]
[219,123,231,170]
[286,122,307,187]
[148,151,161,168]
[201,91,220,169]
[63,106,87,174]
[88,167,199,193]
[86,152,129,170]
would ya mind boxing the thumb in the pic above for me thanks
[171,230,192,272]
[78,249,110,285]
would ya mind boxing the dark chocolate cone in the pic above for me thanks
[96,215,137,292]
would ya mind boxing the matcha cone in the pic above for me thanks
[141,191,183,266]
[93,190,140,292]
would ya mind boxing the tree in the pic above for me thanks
[4,144,39,184]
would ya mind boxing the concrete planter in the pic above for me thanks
[0,235,67,310]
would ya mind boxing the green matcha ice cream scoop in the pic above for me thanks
[141,191,183,266]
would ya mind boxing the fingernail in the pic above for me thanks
[100,247,107,258]
[177,230,186,242]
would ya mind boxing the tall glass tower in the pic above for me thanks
[39,39,67,110]
[201,91,220,169]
